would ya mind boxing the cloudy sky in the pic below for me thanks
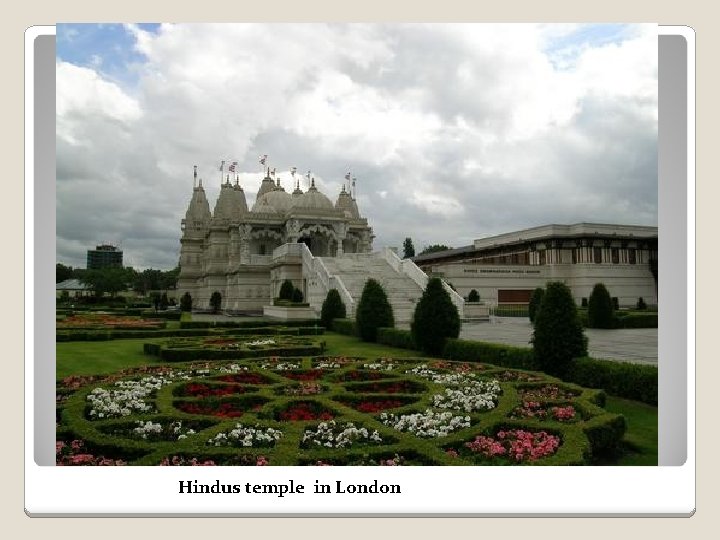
[56,23,657,270]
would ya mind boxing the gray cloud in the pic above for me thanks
[57,23,657,269]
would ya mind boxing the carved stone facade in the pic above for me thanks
[177,169,373,312]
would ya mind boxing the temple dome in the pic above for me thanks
[252,187,292,214]
[292,179,334,211]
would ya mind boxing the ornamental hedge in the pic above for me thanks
[320,289,347,330]
[56,356,625,466]
[356,279,395,343]
[411,277,460,355]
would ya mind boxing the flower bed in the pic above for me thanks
[58,356,623,466]
[174,396,267,418]
[144,335,323,362]
[449,429,562,463]
[274,401,335,422]
[518,384,581,401]
[207,423,283,448]
[379,409,471,438]
[99,418,214,441]
[509,402,579,422]
[58,314,165,330]
[333,396,415,413]
[280,369,326,382]
[275,382,325,396]
[431,379,501,412]
[213,373,273,385]
[345,380,427,394]
[174,382,256,397]
[301,421,384,448]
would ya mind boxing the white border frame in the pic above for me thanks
[25,24,694,516]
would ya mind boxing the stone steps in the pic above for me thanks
[317,254,423,324]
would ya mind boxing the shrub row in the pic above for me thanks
[443,339,657,405]
[442,338,539,370]
[143,345,324,362]
[615,313,658,329]
[377,328,417,350]
[179,319,319,329]
[331,318,357,336]
[578,311,658,329]
[57,326,324,342]
[567,357,658,406]
[140,311,182,320]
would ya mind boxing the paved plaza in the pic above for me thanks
[193,313,657,365]
[460,317,658,365]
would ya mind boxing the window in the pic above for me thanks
[572,249,577,264]
[593,247,602,264]
[259,244,266,256]
[628,248,637,264]
[611,248,619,264]
[539,250,546,265]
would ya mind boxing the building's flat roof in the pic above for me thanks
[412,223,658,263]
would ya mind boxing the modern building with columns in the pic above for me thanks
[177,167,374,312]
[412,223,658,308]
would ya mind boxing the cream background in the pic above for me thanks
[4,0,713,537]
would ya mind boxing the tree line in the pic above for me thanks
[56,263,180,297]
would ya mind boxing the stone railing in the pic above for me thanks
[299,243,355,318]
[272,242,304,260]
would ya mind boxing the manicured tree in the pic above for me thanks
[291,287,304,303]
[637,297,647,310]
[402,237,415,259]
[321,288,346,329]
[528,287,545,324]
[356,278,395,342]
[467,289,480,303]
[411,277,460,355]
[587,283,615,329]
[180,292,192,312]
[612,297,620,311]
[532,281,587,377]
[160,292,169,310]
[279,279,295,301]
[581,297,588,308]
[210,291,222,314]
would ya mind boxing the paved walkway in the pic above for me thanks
[460,317,657,365]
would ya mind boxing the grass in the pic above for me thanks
[604,396,658,465]
[57,338,162,378]
[56,331,657,465]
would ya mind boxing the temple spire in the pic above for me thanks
[193,165,197,188]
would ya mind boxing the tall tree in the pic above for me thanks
[356,279,395,342]
[418,244,451,256]
[56,263,74,283]
[210,291,222,314]
[402,238,415,259]
[411,277,460,355]
[531,282,587,377]
[588,283,615,329]
[80,267,131,297]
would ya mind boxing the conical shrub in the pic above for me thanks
[532,281,587,377]
[411,278,460,355]
[356,279,394,342]
[321,289,346,329]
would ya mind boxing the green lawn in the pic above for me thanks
[56,331,657,465]
[604,396,658,465]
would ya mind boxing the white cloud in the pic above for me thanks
[56,23,657,268]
